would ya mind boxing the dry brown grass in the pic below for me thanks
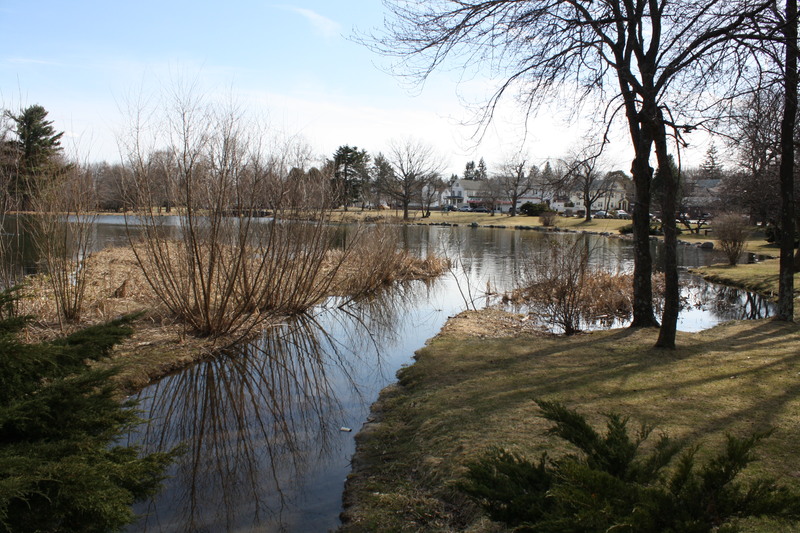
[329,225,448,298]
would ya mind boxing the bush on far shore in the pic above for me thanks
[520,202,552,217]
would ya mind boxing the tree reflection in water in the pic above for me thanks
[680,278,774,323]
[125,283,430,532]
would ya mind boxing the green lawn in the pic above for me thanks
[340,313,800,532]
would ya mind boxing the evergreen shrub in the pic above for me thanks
[0,292,178,532]
[460,400,799,533]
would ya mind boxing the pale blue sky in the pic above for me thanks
[0,1,677,175]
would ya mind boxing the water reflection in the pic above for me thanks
[127,280,441,532]
[681,277,774,323]
[129,316,346,531]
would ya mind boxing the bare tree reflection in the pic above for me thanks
[681,278,774,322]
[126,279,436,532]
[128,314,360,531]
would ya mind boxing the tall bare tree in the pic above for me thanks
[367,0,772,348]
[495,156,536,216]
[381,138,445,220]
[777,0,797,321]
[560,150,614,222]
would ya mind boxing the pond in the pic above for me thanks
[0,216,776,531]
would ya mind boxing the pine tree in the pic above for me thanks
[4,104,65,210]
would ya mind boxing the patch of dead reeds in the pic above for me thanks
[328,225,449,298]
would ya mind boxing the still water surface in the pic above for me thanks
[9,216,770,532]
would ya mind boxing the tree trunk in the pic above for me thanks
[622,84,659,328]
[629,148,659,328]
[777,0,797,321]
[654,112,679,349]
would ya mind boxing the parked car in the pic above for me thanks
[471,206,490,213]
[441,205,457,212]
[458,205,472,212]
[593,210,608,219]
[615,209,631,219]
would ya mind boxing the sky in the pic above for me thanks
[0,1,711,176]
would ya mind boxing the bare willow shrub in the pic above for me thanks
[33,164,97,326]
[0,117,24,296]
[508,236,645,334]
[539,210,558,227]
[513,236,591,334]
[122,94,353,340]
[714,213,750,266]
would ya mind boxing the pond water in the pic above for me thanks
[0,216,776,531]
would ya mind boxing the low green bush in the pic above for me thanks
[0,291,179,532]
[618,222,663,235]
[460,400,799,533]
[520,202,552,217]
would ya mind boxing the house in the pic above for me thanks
[443,179,488,208]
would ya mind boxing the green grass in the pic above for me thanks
[693,258,800,300]
[340,315,800,532]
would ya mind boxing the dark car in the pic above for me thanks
[471,206,490,213]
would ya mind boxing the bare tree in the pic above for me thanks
[494,156,536,216]
[560,150,614,222]
[420,174,447,217]
[480,177,504,215]
[367,0,774,348]
[777,0,797,321]
[725,89,783,225]
[381,138,445,220]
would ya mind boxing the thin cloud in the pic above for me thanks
[275,5,341,38]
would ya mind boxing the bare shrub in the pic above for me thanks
[33,164,97,326]
[506,236,645,334]
[121,93,405,342]
[0,115,24,295]
[713,213,750,266]
[539,210,558,227]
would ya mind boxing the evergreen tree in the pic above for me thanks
[0,295,177,532]
[477,157,488,180]
[699,143,724,181]
[463,160,476,180]
[332,145,370,211]
[4,105,65,211]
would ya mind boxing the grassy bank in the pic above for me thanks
[693,258,800,299]
[340,310,800,532]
